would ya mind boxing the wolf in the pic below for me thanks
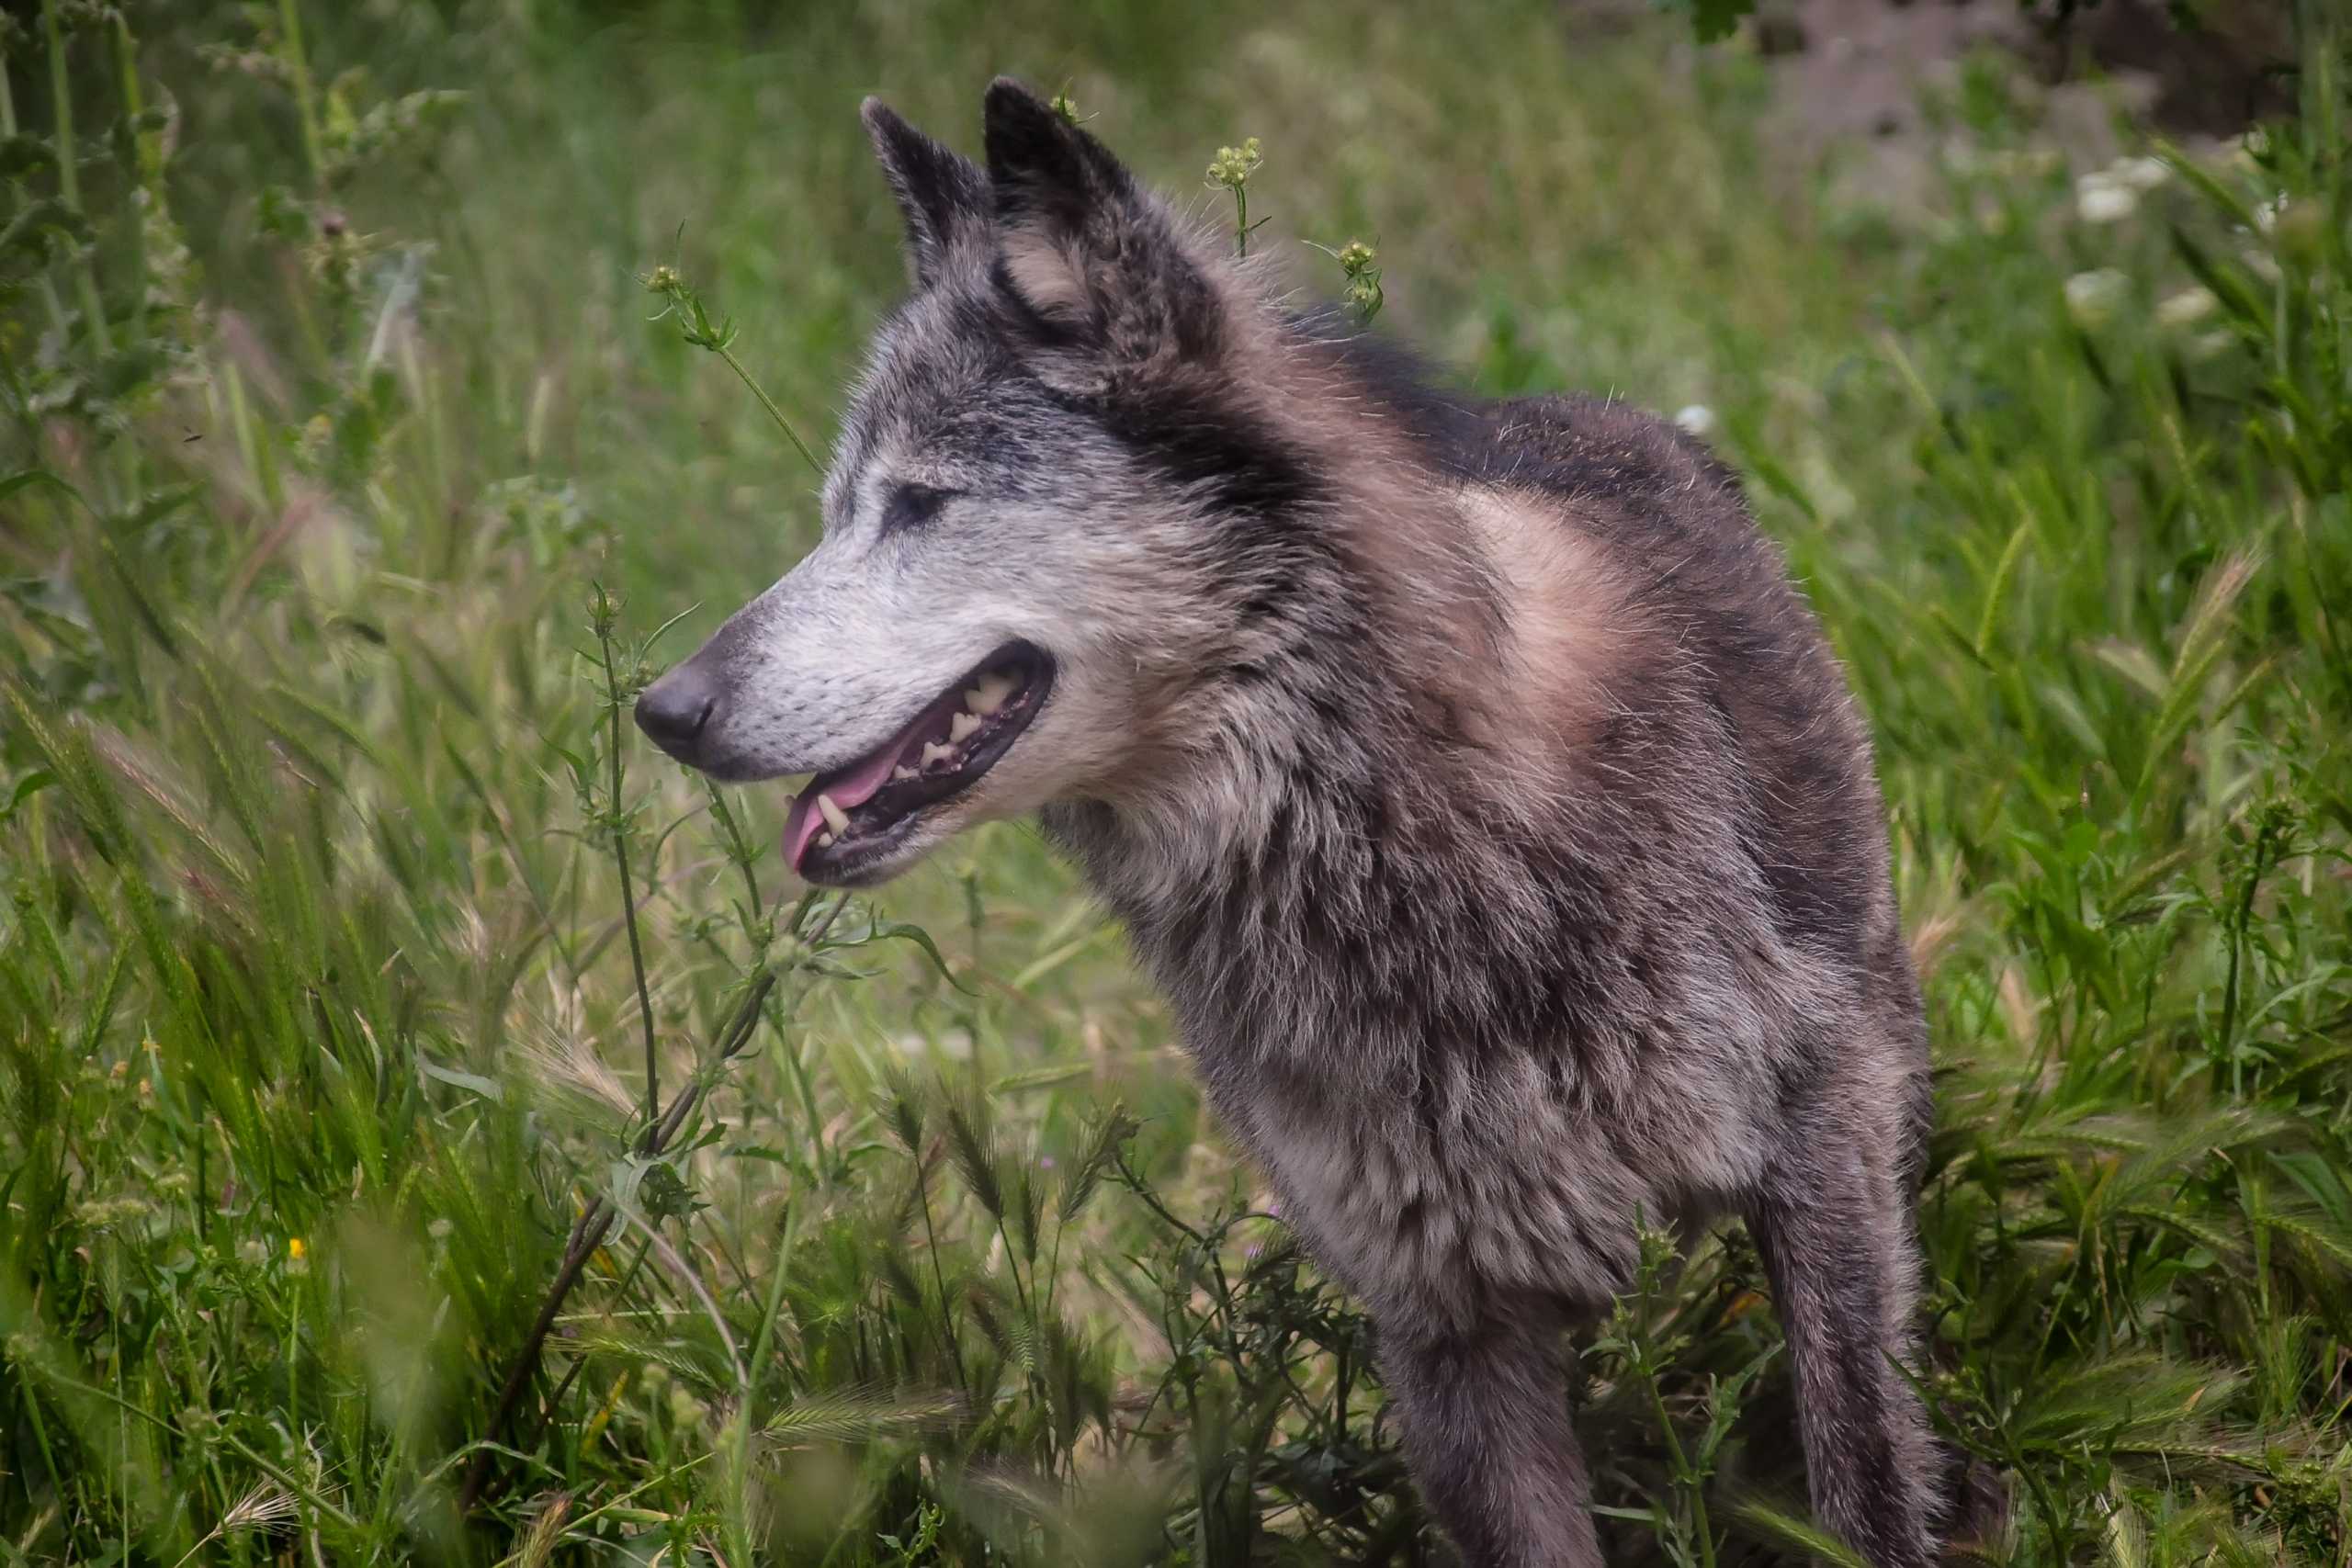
[634,78,1941,1568]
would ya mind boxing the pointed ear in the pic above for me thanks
[981,77,1220,368]
[862,96,989,288]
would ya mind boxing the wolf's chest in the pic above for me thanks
[1185,1032,1657,1322]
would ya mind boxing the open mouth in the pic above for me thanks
[784,640,1054,879]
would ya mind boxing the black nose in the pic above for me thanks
[634,665,717,760]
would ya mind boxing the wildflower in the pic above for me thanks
[2187,329,2234,364]
[2271,199,2323,265]
[1204,137,1262,192]
[1048,90,1081,124]
[642,264,681,295]
[1674,404,1720,439]
[73,1196,153,1230]
[1329,239,1384,322]
[427,1216,455,1242]
[2075,172,2136,224]
[288,1235,306,1261]
[667,1385,707,1428]
[2155,287,2218,328]
[237,1237,267,1268]
[2064,269,2130,330]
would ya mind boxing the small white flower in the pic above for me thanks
[2064,269,2131,330]
[2109,154,2171,192]
[2155,287,2218,328]
[2075,173,2137,224]
[1673,404,1719,439]
[2187,329,2234,364]
[1989,148,2062,181]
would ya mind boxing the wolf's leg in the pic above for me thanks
[1747,1075,1941,1568]
[1377,1307,1601,1568]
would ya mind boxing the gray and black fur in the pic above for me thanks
[638,80,1941,1567]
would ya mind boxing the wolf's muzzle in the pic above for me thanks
[634,663,718,763]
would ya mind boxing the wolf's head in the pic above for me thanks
[636,79,1346,886]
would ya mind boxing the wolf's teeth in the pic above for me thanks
[815,831,835,850]
[921,740,959,770]
[948,711,982,743]
[816,794,851,835]
[891,764,919,782]
[967,670,1018,716]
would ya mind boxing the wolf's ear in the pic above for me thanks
[981,77,1219,371]
[862,97,989,288]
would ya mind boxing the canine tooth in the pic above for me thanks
[816,831,835,850]
[891,764,919,782]
[816,794,851,835]
[948,711,982,743]
[968,670,1018,716]
[921,740,959,770]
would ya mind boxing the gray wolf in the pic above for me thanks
[635,78,1940,1567]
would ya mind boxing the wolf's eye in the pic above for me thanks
[880,481,953,535]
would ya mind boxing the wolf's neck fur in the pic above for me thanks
[1041,340,1594,1077]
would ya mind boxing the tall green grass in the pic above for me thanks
[2,2,2347,1562]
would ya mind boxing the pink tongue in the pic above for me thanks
[783,743,907,873]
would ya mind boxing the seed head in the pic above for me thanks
[1206,137,1262,191]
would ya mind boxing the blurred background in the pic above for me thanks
[2,1,2346,1563]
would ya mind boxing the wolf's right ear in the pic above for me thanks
[862,97,989,288]
[981,77,1220,378]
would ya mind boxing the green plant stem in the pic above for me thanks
[41,0,113,361]
[711,340,822,475]
[110,17,149,344]
[460,900,844,1515]
[722,1198,798,1563]
[0,45,76,376]
[1643,1364,1714,1568]
[593,604,662,1136]
[912,1168,966,1393]
[275,0,325,190]
[704,782,764,924]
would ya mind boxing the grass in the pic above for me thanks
[2,0,2348,1562]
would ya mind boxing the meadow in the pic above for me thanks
[2,0,2347,1562]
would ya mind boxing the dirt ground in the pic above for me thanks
[1593,0,2296,210]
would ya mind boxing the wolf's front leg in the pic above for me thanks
[1377,1306,1600,1568]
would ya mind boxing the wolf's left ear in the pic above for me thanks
[863,97,989,288]
[981,77,1220,372]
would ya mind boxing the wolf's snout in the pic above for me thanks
[635,664,718,761]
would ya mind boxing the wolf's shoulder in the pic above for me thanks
[1454,393,1743,515]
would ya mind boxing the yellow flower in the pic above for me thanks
[288,1236,306,1261]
